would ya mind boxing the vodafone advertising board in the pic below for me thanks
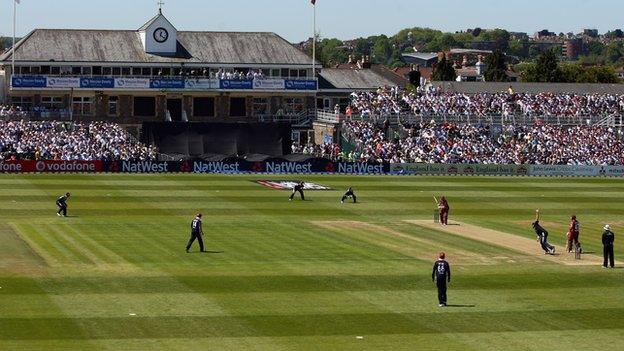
[0,160,102,173]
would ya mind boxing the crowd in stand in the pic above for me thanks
[0,121,157,161]
[332,120,624,165]
[291,141,341,161]
[0,105,28,119]
[349,86,624,119]
[213,69,265,80]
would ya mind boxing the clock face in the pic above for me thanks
[153,27,169,43]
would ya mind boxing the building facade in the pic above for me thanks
[0,11,318,124]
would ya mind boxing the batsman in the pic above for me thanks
[533,209,555,254]
[566,215,582,254]
[435,196,450,225]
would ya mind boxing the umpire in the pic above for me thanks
[289,181,305,201]
[602,225,615,268]
[56,192,71,217]
[432,252,451,307]
[341,187,357,203]
[186,213,206,253]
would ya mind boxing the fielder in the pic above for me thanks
[533,209,555,255]
[289,182,305,201]
[566,215,582,254]
[341,187,357,203]
[432,252,451,307]
[56,192,71,217]
[186,213,206,253]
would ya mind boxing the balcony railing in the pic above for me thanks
[315,109,624,127]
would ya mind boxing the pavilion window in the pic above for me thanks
[108,96,118,116]
[73,97,92,116]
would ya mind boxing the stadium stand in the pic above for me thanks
[0,120,157,161]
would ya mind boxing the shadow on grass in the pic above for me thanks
[445,304,476,308]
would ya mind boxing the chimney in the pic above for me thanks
[475,55,486,75]
[362,55,372,69]
[462,55,469,68]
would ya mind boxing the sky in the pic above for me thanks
[1,0,624,42]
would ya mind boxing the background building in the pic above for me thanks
[0,10,319,125]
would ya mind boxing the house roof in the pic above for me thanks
[402,52,438,61]
[0,29,315,65]
[318,68,396,90]
[137,12,177,31]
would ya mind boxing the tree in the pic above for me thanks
[484,50,509,82]
[471,28,482,37]
[424,33,459,52]
[534,49,564,82]
[587,41,606,56]
[605,29,624,39]
[508,39,528,58]
[371,36,393,65]
[315,38,349,67]
[432,54,456,81]
[353,38,371,57]
[606,42,624,64]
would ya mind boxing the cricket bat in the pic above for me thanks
[535,209,540,222]
[433,196,439,205]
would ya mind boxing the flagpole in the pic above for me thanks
[12,0,17,76]
[312,2,316,77]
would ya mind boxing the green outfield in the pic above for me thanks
[0,174,623,350]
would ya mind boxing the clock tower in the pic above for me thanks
[138,9,178,55]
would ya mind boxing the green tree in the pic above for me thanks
[587,41,606,56]
[534,49,564,82]
[371,36,393,64]
[315,38,349,66]
[484,50,509,82]
[605,29,624,39]
[580,66,620,83]
[432,55,456,81]
[508,39,528,58]
[477,29,510,50]
[560,64,584,82]
[424,33,459,52]
[353,38,371,57]
[605,42,624,64]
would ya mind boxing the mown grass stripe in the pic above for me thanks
[1,308,623,340]
[59,224,128,265]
